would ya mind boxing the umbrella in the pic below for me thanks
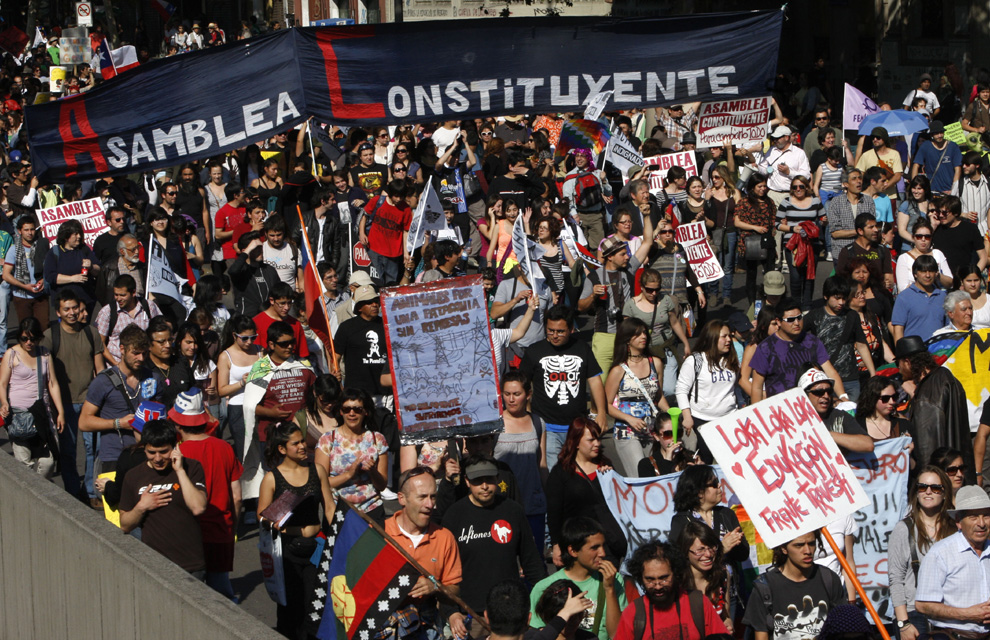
[857,110,930,137]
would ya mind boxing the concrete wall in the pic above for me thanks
[0,451,280,640]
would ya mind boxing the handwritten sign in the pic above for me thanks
[846,437,911,623]
[381,275,502,444]
[37,197,108,248]
[696,97,771,149]
[674,221,724,284]
[704,388,870,549]
[644,151,698,197]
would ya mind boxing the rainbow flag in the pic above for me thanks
[555,118,610,159]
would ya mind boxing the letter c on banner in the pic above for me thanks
[316,29,386,120]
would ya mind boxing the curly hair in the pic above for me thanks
[627,540,689,591]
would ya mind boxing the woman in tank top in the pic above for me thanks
[204,163,228,255]
[217,314,261,462]
[251,159,283,213]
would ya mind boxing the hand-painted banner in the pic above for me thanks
[381,275,502,444]
[645,151,698,195]
[846,437,911,623]
[37,197,108,248]
[695,97,771,149]
[704,388,871,549]
[26,11,783,181]
[674,221,724,284]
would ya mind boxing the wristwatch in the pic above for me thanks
[896,620,910,629]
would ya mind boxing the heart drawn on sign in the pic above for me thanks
[835,453,845,466]
[731,462,743,477]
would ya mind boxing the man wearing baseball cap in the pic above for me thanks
[757,125,811,209]
[173,388,242,600]
[748,270,785,321]
[798,368,873,454]
[912,120,962,194]
[915,485,990,635]
[855,126,903,202]
[902,73,941,119]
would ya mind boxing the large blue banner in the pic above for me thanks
[25,11,782,181]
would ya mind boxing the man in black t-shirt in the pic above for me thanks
[932,194,988,275]
[119,419,208,576]
[803,277,874,399]
[519,307,607,470]
[334,285,389,402]
[799,368,873,455]
[349,143,388,200]
[488,152,544,210]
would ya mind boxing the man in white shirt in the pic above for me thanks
[902,73,941,118]
[758,125,812,208]
[955,150,990,236]
[430,121,460,157]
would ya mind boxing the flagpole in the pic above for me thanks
[307,121,319,178]
[296,205,338,374]
[338,496,492,635]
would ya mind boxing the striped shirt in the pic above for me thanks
[956,175,990,237]
[776,197,824,242]
[820,164,843,192]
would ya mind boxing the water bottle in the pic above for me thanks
[460,238,471,266]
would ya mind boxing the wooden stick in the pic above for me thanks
[341,497,492,635]
[821,527,891,640]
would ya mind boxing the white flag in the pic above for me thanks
[842,83,880,132]
[604,129,644,176]
[584,90,614,121]
[511,214,546,293]
[406,176,446,254]
[146,237,185,301]
[32,27,45,50]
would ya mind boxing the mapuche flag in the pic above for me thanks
[314,508,419,640]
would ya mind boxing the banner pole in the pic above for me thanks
[821,528,891,640]
[307,122,318,178]
[339,496,491,635]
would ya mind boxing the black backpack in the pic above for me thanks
[751,566,838,634]
[631,590,705,640]
[48,321,97,359]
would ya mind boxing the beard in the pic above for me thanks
[645,586,678,609]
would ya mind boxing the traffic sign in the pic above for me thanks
[76,2,93,27]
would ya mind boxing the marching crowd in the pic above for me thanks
[7,23,990,640]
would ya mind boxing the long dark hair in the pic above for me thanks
[193,274,223,319]
[673,465,718,513]
[611,317,650,370]
[693,320,739,375]
[909,465,955,552]
[557,416,611,474]
[855,376,897,420]
[175,322,210,377]
[306,375,343,422]
[334,387,375,426]
[749,305,778,346]
[264,421,302,469]
[220,313,257,353]
[677,519,729,606]
[745,173,769,207]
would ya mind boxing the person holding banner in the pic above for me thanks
[604,318,669,476]
[888,465,955,639]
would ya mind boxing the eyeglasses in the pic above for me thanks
[879,394,897,403]
[917,483,945,494]
[781,314,804,323]
[807,388,831,398]
[791,185,807,191]
[706,480,720,489]
[274,338,297,347]
[913,233,931,239]
[945,464,966,475]
[341,405,365,414]
[393,167,407,173]
[235,333,257,341]
[165,191,177,196]
[395,148,408,153]
[398,465,435,489]
[689,546,716,558]
[815,116,829,121]
[19,335,38,343]
[660,430,673,439]
[377,133,389,139]
[616,219,633,225]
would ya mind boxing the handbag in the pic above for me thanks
[744,233,772,261]
[7,408,36,441]
[462,169,481,199]
[28,353,60,461]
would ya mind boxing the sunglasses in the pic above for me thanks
[815,116,829,121]
[782,314,804,323]
[659,230,674,235]
[393,167,407,172]
[791,185,807,191]
[481,131,493,136]
[341,405,365,414]
[913,233,931,239]
[274,338,296,347]
[879,394,897,403]
[235,333,257,341]
[917,482,944,494]
[706,480,720,489]
[165,191,178,196]
[643,286,660,294]
[19,335,38,342]
[395,148,409,153]
[399,465,435,489]
[660,430,673,438]
[946,464,966,474]
[807,388,831,398]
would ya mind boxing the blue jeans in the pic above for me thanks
[368,247,402,287]
[59,402,84,497]
[545,428,568,472]
[662,350,678,399]
[707,231,737,300]
[842,378,861,402]
[206,571,236,601]
[83,430,99,499]
[785,250,815,310]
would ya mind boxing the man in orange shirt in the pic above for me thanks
[384,467,462,639]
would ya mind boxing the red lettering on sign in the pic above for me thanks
[316,29,386,120]
[353,242,371,267]
[58,99,109,177]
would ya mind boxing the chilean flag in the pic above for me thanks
[151,0,177,21]
[96,41,139,80]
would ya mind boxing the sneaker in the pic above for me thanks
[381,488,398,501]
[826,251,833,261]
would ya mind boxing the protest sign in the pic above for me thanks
[146,237,184,300]
[843,83,880,132]
[703,388,871,549]
[37,197,108,248]
[644,152,698,197]
[406,176,446,253]
[696,97,771,149]
[926,329,990,431]
[604,129,644,176]
[674,221,724,284]
[381,275,502,444]
[583,90,614,122]
[846,437,911,622]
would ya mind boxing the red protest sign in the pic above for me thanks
[674,221,723,284]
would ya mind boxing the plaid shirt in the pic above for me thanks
[656,108,698,150]
[826,192,876,255]
[95,299,162,361]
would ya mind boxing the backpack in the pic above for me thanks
[631,590,705,640]
[49,321,97,360]
[108,298,152,341]
[751,566,838,634]
[572,172,604,213]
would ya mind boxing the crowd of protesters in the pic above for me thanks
[5,17,990,640]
